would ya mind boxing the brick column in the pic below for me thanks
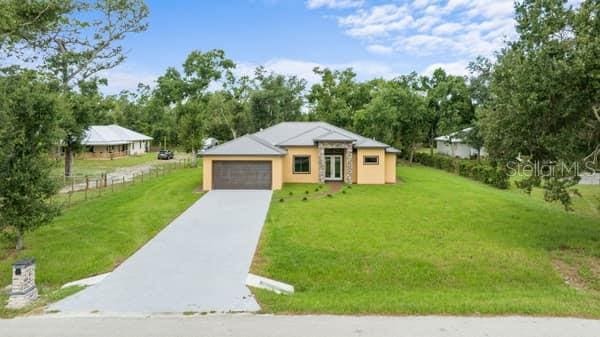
[318,143,326,183]
[344,144,353,184]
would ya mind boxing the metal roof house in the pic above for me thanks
[434,127,487,159]
[81,125,153,159]
[201,122,400,190]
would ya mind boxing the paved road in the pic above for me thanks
[50,190,273,314]
[1,315,599,337]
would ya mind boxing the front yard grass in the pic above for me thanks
[0,167,202,317]
[252,165,600,317]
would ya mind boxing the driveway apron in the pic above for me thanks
[51,190,273,314]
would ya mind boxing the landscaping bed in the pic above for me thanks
[251,165,600,317]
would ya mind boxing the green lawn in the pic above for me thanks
[50,152,161,177]
[0,167,202,317]
[509,175,600,218]
[252,165,600,317]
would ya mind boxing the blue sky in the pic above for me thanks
[104,0,525,93]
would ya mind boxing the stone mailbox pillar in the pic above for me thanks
[7,259,38,309]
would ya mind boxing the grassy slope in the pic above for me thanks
[252,165,600,316]
[1,167,202,316]
[509,180,600,218]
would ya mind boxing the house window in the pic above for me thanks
[293,156,311,174]
[363,155,379,165]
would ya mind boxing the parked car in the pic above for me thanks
[157,150,174,160]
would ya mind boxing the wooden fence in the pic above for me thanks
[53,158,197,207]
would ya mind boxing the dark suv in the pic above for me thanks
[157,150,174,160]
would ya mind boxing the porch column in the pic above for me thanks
[318,142,326,183]
[344,144,353,184]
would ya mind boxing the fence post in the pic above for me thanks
[141,171,144,183]
[85,176,89,201]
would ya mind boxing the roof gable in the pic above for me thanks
[201,134,286,156]
[82,125,152,145]
[313,130,356,142]
[204,121,396,156]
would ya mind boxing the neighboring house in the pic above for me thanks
[435,127,487,159]
[201,122,400,190]
[80,124,153,159]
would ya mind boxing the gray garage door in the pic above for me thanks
[212,161,272,190]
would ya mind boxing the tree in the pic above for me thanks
[10,0,149,177]
[410,69,474,154]
[249,67,306,130]
[468,56,493,109]
[0,0,69,49]
[0,68,62,250]
[354,80,427,163]
[307,67,372,129]
[153,49,237,152]
[480,0,599,210]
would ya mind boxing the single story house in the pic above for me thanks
[435,127,487,159]
[81,124,153,158]
[201,122,400,190]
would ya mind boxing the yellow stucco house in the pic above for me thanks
[201,122,400,190]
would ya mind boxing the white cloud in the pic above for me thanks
[100,67,158,94]
[431,22,464,35]
[236,58,398,87]
[412,0,432,10]
[334,0,517,59]
[338,4,413,37]
[306,0,364,9]
[422,61,469,77]
[366,44,393,55]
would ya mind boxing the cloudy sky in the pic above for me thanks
[103,0,525,93]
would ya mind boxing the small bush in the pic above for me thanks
[327,194,333,198]
[279,198,284,202]
[314,188,319,192]
[305,190,309,195]
[288,192,293,196]
[302,197,308,201]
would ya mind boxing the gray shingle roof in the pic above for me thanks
[82,125,152,145]
[204,121,398,156]
[276,126,331,146]
[201,134,287,156]
[355,138,389,148]
[313,130,356,142]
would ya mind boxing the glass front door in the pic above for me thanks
[324,155,343,181]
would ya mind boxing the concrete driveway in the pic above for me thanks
[50,190,273,314]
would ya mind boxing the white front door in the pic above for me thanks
[324,155,343,181]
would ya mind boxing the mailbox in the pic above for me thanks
[6,258,38,309]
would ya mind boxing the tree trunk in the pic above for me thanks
[16,230,24,251]
[231,128,237,139]
[409,145,415,165]
[429,138,434,156]
[64,142,74,177]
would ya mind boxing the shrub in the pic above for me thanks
[412,153,509,189]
